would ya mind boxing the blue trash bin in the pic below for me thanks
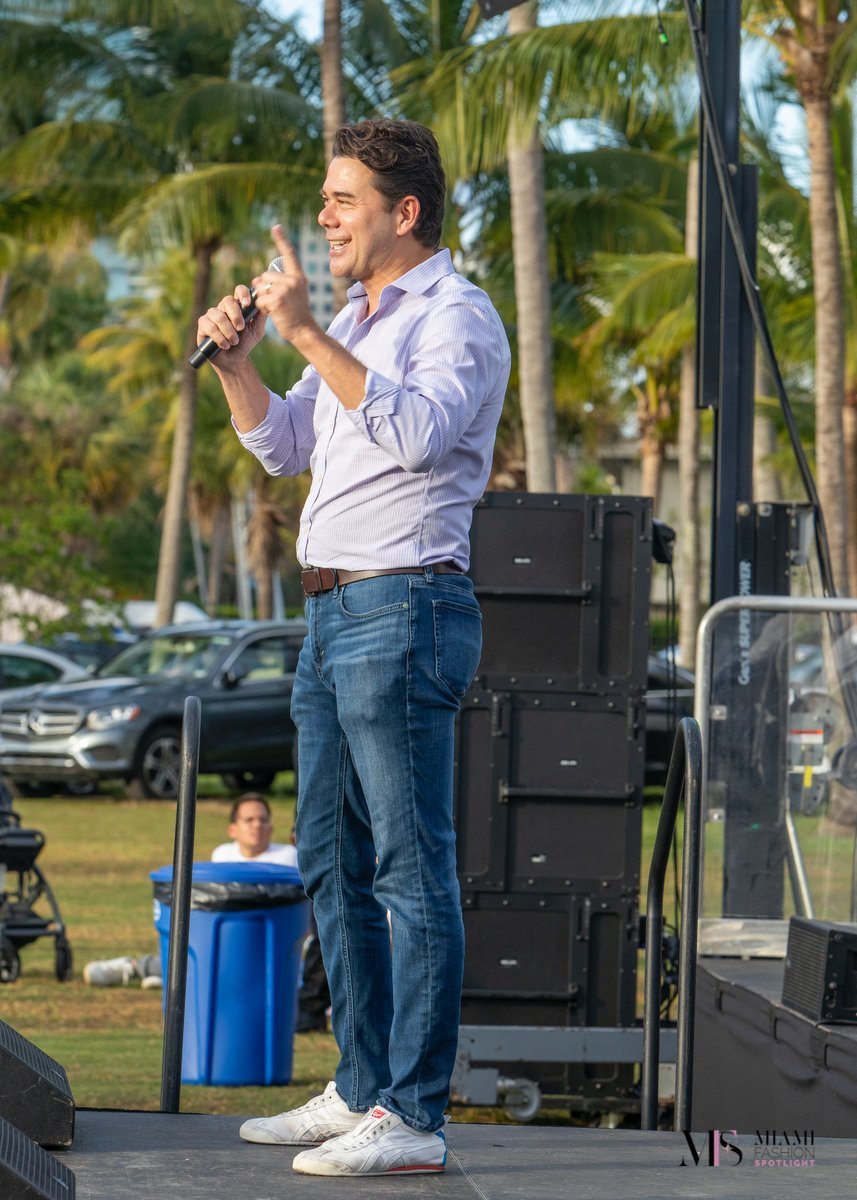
[151,861,309,1086]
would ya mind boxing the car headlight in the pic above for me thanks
[86,704,142,731]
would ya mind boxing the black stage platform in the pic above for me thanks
[694,957,857,1136]
[60,1109,857,1199]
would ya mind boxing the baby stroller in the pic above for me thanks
[0,776,73,983]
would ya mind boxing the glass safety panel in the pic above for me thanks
[700,603,857,957]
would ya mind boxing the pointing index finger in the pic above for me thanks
[271,224,302,274]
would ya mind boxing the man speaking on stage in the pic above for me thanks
[196,117,510,1178]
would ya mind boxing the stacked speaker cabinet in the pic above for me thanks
[455,493,653,1106]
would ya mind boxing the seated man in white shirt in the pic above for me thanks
[84,792,298,987]
[210,793,297,867]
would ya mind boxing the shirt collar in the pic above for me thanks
[346,248,454,306]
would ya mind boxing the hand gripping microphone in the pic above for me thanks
[189,257,285,369]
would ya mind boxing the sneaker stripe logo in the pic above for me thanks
[388,1164,445,1172]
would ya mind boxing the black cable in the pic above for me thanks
[681,0,857,743]
[681,0,838,601]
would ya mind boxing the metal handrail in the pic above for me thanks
[160,695,201,1114]
[640,715,703,1131]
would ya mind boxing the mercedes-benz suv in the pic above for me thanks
[0,619,307,800]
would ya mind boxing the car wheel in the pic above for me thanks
[128,727,182,800]
[220,771,277,792]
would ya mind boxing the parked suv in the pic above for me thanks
[0,619,307,800]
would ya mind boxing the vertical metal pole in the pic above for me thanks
[695,0,755,604]
[674,720,703,1131]
[159,695,201,1114]
[641,718,703,1131]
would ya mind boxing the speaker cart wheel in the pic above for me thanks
[499,1077,541,1122]
[0,937,20,984]
[55,936,73,982]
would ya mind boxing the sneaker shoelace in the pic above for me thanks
[273,1087,338,1120]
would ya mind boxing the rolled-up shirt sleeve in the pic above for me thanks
[343,301,509,473]
[234,362,320,477]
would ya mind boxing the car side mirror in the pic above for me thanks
[223,667,248,689]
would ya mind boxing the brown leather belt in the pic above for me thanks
[301,563,462,597]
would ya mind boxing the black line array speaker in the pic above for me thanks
[455,690,644,893]
[0,1116,75,1199]
[470,493,652,694]
[0,1020,74,1149]
[454,492,652,1105]
[782,916,857,1022]
[459,892,638,1098]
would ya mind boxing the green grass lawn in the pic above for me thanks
[1,778,528,1122]
[1,778,341,1116]
[7,782,849,1122]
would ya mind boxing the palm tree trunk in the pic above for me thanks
[206,503,231,615]
[804,92,848,591]
[507,1,556,493]
[154,242,214,627]
[256,569,274,620]
[321,0,345,162]
[322,0,350,312]
[638,379,664,508]
[679,158,700,667]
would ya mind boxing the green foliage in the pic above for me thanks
[0,789,683,1116]
[0,0,843,622]
[0,477,108,638]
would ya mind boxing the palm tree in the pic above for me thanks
[321,0,349,311]
[506,1,556,490]
[405,5,691,489]
[743,3,857,592]
[81,248,312,614]
[5,0,323,625]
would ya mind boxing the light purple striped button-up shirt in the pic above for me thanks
[236,248,510,571]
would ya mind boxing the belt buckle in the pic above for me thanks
[302,567,325,596]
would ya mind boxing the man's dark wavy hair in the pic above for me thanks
[332,119,446,249]
[230,793,271,822]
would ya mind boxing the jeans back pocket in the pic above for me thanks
[432,598,482,699]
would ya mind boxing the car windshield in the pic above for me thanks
[97,634,233,681]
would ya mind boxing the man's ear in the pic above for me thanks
[227,822,239,840]
[396,195,421,236]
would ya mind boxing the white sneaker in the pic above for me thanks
[291,1105,447,1176]
[239,1081,366,1146]
[82,957,137,986]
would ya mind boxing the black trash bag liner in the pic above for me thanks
[153,879,305,911]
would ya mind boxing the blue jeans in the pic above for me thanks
[291,568,481,1133]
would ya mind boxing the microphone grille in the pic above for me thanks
[269,256,285,273]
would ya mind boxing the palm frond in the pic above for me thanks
[113,162,322,254]
[582,251,695,351]
[398,13,691,178]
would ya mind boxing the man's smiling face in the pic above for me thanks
[318,156,413,292]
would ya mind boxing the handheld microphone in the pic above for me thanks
[189,257,285,369]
